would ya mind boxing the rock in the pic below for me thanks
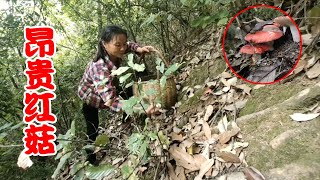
[269,128,302,149]
[266,163,320,180]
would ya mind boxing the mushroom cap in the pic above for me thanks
[262,25,282,32]
[245,31,283,43]
[240,44,271,54]
[274,16,294,27]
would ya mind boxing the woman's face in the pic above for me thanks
[104,34,127,59]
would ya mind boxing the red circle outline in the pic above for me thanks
[221,4,303,85]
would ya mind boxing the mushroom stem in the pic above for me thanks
[289,25,300,43]
[252,54,261,65]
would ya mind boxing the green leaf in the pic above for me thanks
[132,64,145,72]
[74,169,85,180]
[52,152,73,179]
[180,0,189,6]
[119,73,132,84]
[70,120,76,136]
[85,164,115,180]
[128,53,133,62]
[164,63,181,76]
[82,145,95,151]
[139,141,148,158]
[94,134,110,147]
[125,81,134,88]
[145,89,157,96]
[167,14,173,21]
[121,165,134,179]
[10,122,23,130]
[121,96,141,115]
[148,132,158,141]
[158,131,170,147]
[217,17,229,26]
[156,57,162,66]
[0,132,8,140]
[160,76,167,88]
[0,122,12,131]
[141,14,158,27]
[127,133,145,155]
[70,161,86,176]
[111,67,130,76]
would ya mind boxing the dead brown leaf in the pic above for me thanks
[167,162,179,180]
[170,132,184,142]
[243,166,266,180]
[194,159,215,180]
[202,121,212,140]
[175,166,186,180]
[169,144,199,171]
[235,84,252,95]
[219,127,240,144]
[223,99,248,111]
[306,62,320,79]
[217,152,241,163]
[204,105,214,121]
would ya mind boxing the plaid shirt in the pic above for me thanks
[78,42,139,112]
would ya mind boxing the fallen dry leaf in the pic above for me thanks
[243,166,266,180]
[219,127,240,144]
[194,154,208,168]
[169,144,198,171]
[217,151,241,163]
[221,72,233,79]
[235,84,252,95]
[202,121,212,140]
[289,113,320,121]
[167,162,179,180]
[223,99,248,111]
[170,132,184,142]
[294,59,308,74]
[17,151,33,170]
[227,77,238,86]
[194,159,215,180]
[253,84,265,90]
[203,105,214,122]
[306,62,320,79]
[217,115,228,133]
[175,166,186,180]
[305,55,318,69]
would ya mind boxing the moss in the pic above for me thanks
[241,109,320,178]
[239,80,305,116]
[178,89,203,113]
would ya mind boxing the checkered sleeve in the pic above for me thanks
[92,61,122,112]
[126,42,140,53]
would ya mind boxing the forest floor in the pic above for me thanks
[173,32,320,179]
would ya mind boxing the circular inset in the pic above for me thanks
[222,5,302,84]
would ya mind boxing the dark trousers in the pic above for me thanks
[82,103,99,142]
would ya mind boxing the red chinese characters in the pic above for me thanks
[23,124,56,156]
[23,26,56,156]
[23,92,56,123]
[24,27,55,58]
[25,59,56,90]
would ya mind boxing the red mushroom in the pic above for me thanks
[245,30,283,44]
[240,44,271,64]
[274,16,300,43]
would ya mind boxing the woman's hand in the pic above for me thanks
[136,46,156,55]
